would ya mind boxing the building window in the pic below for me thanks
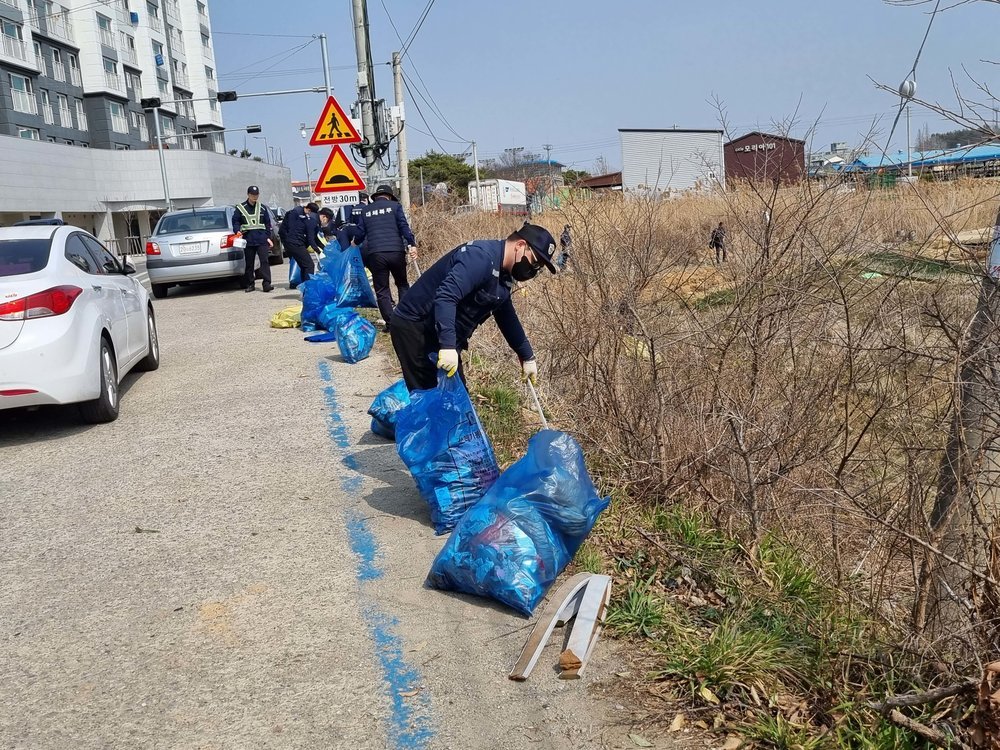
[157,78,167,96]
[204,65,213,80]
[46,136,56,143]
[68,54,80,86]
[51,47,65,82]
[200,33,209,49]
[103,57,121,90]
[33,40,43,70]
[196,1,205,15]
[96,14,115,48]
[109,101,127,133]
[115,144,130,150]
[1,20,26,62]
[209,98,217,112]
[40,89,53,124]
[75,99,87,130]
[147,2,162,32]
[120,33,137,64]
[9,73,36,115]
[18,126,40,140]
[56,92,70,124]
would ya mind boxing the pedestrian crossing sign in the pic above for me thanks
[314,145,366,193]
[309,95,362,146]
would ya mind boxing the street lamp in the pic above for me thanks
[252,135,270,164]
[899,79,916,179]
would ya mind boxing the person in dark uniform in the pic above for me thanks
[709,221,727,264]
[335,191,368,250]
[356,185,416,329]
[232,185,274,293]
[279,201,320,288]
[390,222,557,391]
[316,206,337,255]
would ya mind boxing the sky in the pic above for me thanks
[210,0,999,183]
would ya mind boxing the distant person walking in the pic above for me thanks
[558,224,572,269]
[232,185,274,293]
[709,221,727,264]
[356,185,417,330]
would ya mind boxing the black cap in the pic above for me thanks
[514,223,557,273]
[247,185,260,195]
[373,184,397,201]
[359,191,370,201]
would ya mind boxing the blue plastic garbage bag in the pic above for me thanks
[335,311,377,364]
[318,303,353,332]
[299,272,337,327]
[367,379,410,440]
[289,257,302,287]
[426,430,609,616]
[395,374,501,534]
[319,245,377,309]
[304,331,337,343]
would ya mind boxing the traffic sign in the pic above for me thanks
[321,192,359,208]
[314,146,366,193]
[309,95,362,146]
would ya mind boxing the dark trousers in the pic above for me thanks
[242,244,271,288]
[366,251,409,326]
[390,315,466,392]
[712,241,727,263]
[285,244,315,286]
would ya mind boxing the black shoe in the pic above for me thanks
[245,285,255,293]
[262,284,273,292]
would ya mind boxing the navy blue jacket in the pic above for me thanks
[335,201,367,248]
[356,197,415,254]
[280,206,319,251]
[393,240,533,361]
[231,200,272,246]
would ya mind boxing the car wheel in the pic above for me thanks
[79,338,120,424]
[135,308,160,372]
[151,283,170,299]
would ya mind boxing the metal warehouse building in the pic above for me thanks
[724,132,805,184]
[619,128,725,194]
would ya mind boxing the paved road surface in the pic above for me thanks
[0,273,629,749]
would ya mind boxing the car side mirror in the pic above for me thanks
[122,261,137,275]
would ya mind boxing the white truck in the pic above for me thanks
[468,179,528,214]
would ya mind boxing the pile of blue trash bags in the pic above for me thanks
[384,373,609,615]
[299,244,378,363]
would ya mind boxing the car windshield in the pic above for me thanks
[0,238,52,277]
[156,210,229,235]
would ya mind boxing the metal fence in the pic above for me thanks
[106,235,145,257]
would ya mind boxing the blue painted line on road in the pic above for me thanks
[318,360,434,749]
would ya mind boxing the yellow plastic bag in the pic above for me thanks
[270,304,302,329]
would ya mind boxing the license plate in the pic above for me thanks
[176,242,204,255]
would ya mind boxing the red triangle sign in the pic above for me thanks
[309,96,362,146]
[314,146,367,193]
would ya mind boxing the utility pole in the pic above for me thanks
[419,166,425,206]
[152,107,172,211]
[472,141,482,209]
[351,0,381,185]
[319,33,332,98]
[392,51,410,210]
[543,143,553,212]
[304,151,313,198]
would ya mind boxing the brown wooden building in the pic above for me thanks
[724,132,805,184]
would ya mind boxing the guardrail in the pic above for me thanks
[106,236,145,257]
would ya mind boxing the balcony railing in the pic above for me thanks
[12,89,38,115]
[69,67,81,86]
[139,124,149,142]
[77,110,88,131]
[48,13,73,42]
[173,71,189,88]
[0,0,19,9]
[35,52,45,71]
[165,0,180,23]
[1,35,27,62]
[148,15,163,33]
[53,63,65,82]
[99,27,115,48]
[123,47,137,65]
[111,113,128,134]
[41,103,54,125]
[59,106,71,126]
[104,71,123,92]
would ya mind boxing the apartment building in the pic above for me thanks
[0,0,223,152]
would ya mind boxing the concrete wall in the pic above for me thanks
[0,134,291,213]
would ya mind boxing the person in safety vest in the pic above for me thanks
[279,201,320,288]
[335,191,368,251]
[390,222,557,391]
[232,185,274,293]
[356,185,416,330]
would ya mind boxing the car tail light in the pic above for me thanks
[0,286,83,321]
[145,241,161,256]
[220,234,236,249]
[1,389,38,396]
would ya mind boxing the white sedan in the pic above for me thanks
[0,224,159,423]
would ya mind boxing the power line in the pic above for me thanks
[222,39,317,86]
[401,74,454,153]
[217,39,319,79]
[213,31,315,38]
[400,0,435,59]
